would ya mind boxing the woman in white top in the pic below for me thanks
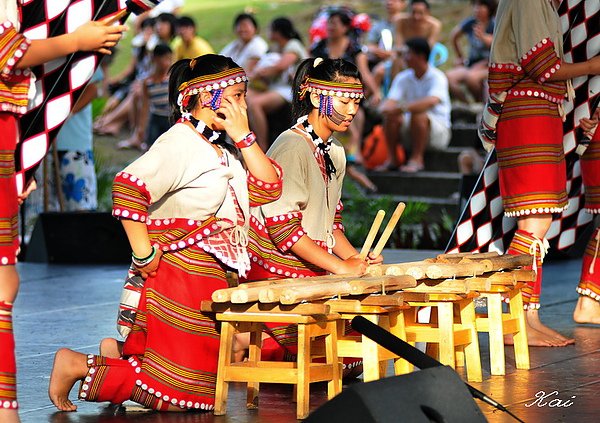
[219,13,268,73]
[246,17,308,150]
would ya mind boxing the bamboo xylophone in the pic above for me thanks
[210,252,535,305]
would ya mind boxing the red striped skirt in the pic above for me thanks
[496,114,567,217]
[80,248,227,410]
[0,113,19,266]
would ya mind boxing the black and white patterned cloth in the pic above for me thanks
[447,0,600,254]
[14,0,163,193]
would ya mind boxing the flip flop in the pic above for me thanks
[400,161,424,173]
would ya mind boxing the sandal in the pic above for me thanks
[400,160,424,173]
[117,139,143,150]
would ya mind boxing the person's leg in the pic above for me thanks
[402,111,430,171]
[48,348,90,411]
[99,338,123,358]
[464,65,489,103]
[573,227,600,324]
[246,90,286,151]
[446,66,469,103]
[0,114,21,423]
[381,111,404,169]
[505,215,574,346]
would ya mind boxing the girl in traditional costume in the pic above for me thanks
[47,54,282,412]
[0,2,126,420]
[241,57,382,367]
[486,0,600,346]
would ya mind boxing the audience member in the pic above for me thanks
[366,0,407,68]
[220,13,269,73]
[380,37,451,172]
[246,17,307,149]
[446,0,496,103]
[54,69,104,211]
[395,0,441,47]
[129,44,173,150]
[172,16,214,61]
[311,9,380,192]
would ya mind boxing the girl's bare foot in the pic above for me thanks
[0,409,21,423]
[505,325,565,347]
[99,338,123,358]
[573,295,600,324]
[48,348,88,411]
[526,309,575,346]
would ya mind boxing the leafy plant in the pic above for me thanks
[93,149,117,212]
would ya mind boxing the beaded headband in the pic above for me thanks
[177,67,248,109]
[299,78,364,101]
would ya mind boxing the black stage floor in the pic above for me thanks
[12,250,600,423]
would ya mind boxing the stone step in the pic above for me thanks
[385,194,459,221]
[367,170,462,198]
[422,146,466,173]
[450,124,480,148]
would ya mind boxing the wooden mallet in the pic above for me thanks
[371,202,406,257]
[359,210,386,259]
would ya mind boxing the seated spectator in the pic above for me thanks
[132,0,184,33]
[172,15,214,61]
[220,13,268,73]
[94,13,178,145]
[366,0,407,68]
[395,0,441,47]
[446,0,496,103]
[128,44,173,151]
[379,37,451,172]
[246,17,307,149]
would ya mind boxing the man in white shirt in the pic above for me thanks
[379,37,451,172]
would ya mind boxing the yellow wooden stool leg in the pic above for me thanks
[389,310,411,375]
[361,315,382,382]
[296,323,310,419]
[325,320,341,399]
[246,323,262,408]
[459,299,483,382]
[509,288,530,370]
[426,306,440,360]
[437,303,455,368]
[486,293,506,376]
[214,321,235,416]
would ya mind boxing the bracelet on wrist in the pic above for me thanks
[132,245,156,267]
[235,131,257,149]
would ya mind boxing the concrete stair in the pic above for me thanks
[352,118,483,224]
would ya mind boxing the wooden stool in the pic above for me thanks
[323,293,423,382]
[473,274,531,375]
[403,293,483,382]
[202,301,342,420]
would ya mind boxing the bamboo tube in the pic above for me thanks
[371,202,406,256]
[473,254,533,272]
[280,281,353,305]
[359,210,385,259]
[359,292,405,307]
[348,275,417,295]
[366,260,434,277]
[436,251,499,262]
[424,262,488,279]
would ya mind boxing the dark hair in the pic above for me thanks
[153,43,172,58]
[156,13,178,40]
[291,58,362,121]
[405,37,431,60]
[271,17,302,42]
[177,16,196,29]
[169,54,242,153]
[410,0,430,9]
[233,13,259,30]
[140,17,156,29]
[328,10,353,28]
[472,0,497,16]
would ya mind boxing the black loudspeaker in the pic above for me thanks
[25,212,130,264]
[306,366,487,423]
